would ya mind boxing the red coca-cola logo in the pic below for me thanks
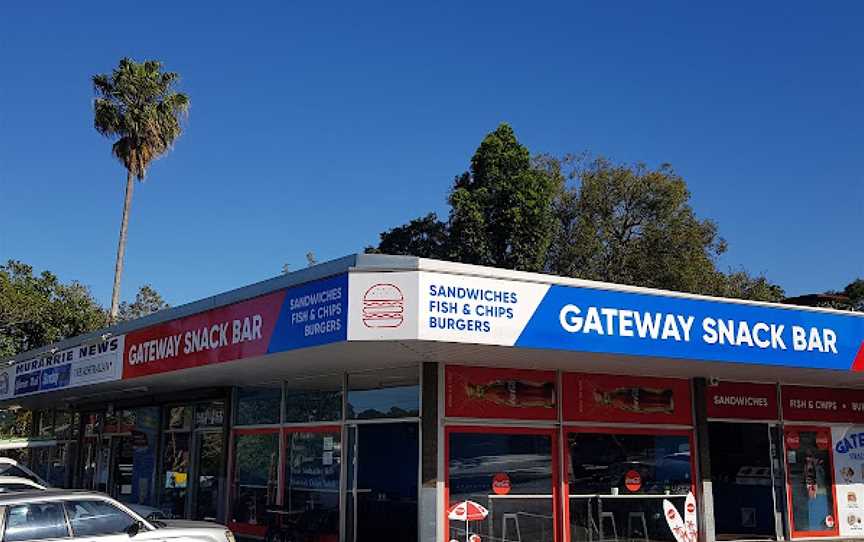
[625,469,642,492]
[816,432,830,450]
[492,472,511,495]
[826,515,836,528]
[686,502,695,514]
[786,431,800,449]
[667,508,678,520]
[362,284,404,328]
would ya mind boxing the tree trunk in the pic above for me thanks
[109,170,135,323]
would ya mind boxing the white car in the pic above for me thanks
[0,490,234,542]
[0,458,47,486]
[0,458,169,520]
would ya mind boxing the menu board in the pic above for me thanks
[445,365,557,420]
[706,381,778,420]
[833,426,864,538]
[562,372,692,425]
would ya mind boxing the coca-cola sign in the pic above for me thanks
[492,473,511,495]
[624,469,642,492]
[562,372,692,425]
[445,365,557,420]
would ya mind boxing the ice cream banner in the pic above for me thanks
[832,426,864,538]
[0,335,125,399]
[352,271,864,371]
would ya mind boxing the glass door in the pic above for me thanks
[709,422,781,540]
[192,431,224,521]
[784,426,838,538]
[447,427,558,542]
[347,422,419,542]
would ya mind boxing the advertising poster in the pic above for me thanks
[0,336,124,400]
[445,365,557,420]
[832,426,864,538]
[562,372,692,424]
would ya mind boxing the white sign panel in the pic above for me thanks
[832,426,864,537]
[417,271,549,345]
[0,336,124,400]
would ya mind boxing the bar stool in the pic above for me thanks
[627,512,648,542]
[600,511,618,542]
[502,513,522,542]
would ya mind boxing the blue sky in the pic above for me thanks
[1,2,861,307]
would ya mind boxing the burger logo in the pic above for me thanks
[362,283,404,328]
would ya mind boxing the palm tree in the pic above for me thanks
[93,58,189,322]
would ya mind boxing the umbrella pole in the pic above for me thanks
[465,519,469,542]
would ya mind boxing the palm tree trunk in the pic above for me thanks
[109,170,135,323]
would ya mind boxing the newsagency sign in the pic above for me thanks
[349,271,864,372]
[0,336,125,400]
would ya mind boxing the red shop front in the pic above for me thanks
[443,365,696,542]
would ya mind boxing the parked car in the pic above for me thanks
[0,490,234,542]
[0,476,46,494]
[0,458,170,520]
[0,457,48,486]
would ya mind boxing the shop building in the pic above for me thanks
[2,254,864,542]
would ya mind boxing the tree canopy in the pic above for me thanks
[369,124,784,302]
[93,58,189,181]
[0,261,106,360]
[117,284,170,322]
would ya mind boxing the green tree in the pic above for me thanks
[448,124,562,271]
[549,157,728,294]
[369,213,449,259]
[93,58,189,322]
[0,261,106,437]
[843,279,864,311]
[117,284,170,322]
[370,124,562,272]
[0,261,105,359]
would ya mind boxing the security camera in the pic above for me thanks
[708,377,720,387]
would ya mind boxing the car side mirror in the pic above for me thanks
[125,521,141,537]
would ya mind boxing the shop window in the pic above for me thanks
[567,430,692,542]
[284,375,342,423]
[784,428,838,537]
[230,431,279,535]
[279,430,341,541]
[347,367,419,419]
[235,385,282,425]
[448,429,556,542]
[709,422,779,540]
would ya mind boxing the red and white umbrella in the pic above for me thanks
[448,501,489,542]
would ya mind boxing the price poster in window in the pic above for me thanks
[832,426,864,538]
